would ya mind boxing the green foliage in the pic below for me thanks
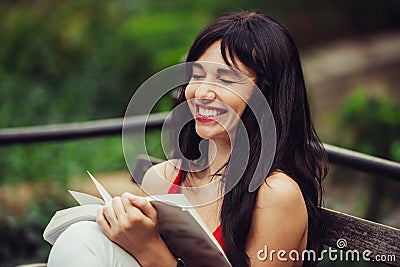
[1,1,150,127]
[332,88,400,226]
[0,137,127,185]
[0,186,72,266]
[391,140,400,162]
[339,88,400,161]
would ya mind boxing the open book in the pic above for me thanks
[43,171,231,266]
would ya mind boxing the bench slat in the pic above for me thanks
[321,208,399,265]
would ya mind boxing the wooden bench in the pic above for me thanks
[133,155,400,266]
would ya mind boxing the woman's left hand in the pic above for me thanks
[96,192,177,267]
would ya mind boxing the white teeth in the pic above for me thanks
[198,106,224,117]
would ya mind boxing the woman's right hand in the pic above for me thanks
[96,192,177,267]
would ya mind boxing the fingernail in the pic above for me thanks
[127,193,138,202]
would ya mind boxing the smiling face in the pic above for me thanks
[185,41,256,141]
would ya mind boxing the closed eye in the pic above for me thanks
[218,78,235,84]
[192,74,205,79]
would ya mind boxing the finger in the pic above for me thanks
[96,207,111,234]
[112,196,126,221]
[122,192,158,221]
[102,203,119,226]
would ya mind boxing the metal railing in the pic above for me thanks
[1,112,399,181]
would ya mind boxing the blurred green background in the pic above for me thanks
[0,0,399,266]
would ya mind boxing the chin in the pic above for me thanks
[195,123,228,140]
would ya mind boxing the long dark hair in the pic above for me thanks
[170,12,327,267]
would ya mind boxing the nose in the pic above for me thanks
[194,83,216,100]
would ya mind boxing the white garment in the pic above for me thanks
[47,221,141,267]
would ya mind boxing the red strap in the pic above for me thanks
[212,224,225,251]
[167,168,182,194]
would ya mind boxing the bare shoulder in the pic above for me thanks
[251,171,308,238]
[256,172,307,213]
[246,172,308,265]
[140,159,181,195]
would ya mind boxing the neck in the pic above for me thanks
[180,137,231,202]
[207,137,231,176]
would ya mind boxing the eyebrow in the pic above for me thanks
[192,62,241,77]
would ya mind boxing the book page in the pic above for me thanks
[148,194,227,256]
[43,204,101,245]
[87,170,112,204]
[150,194,231,266]
[68,190,105,205]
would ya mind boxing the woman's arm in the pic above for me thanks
[246,172,308,267]
[97,193,178,267]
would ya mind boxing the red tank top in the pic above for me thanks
[167,168,226,251]
[167,168,283,253]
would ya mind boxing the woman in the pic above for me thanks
[48,11,327,267]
